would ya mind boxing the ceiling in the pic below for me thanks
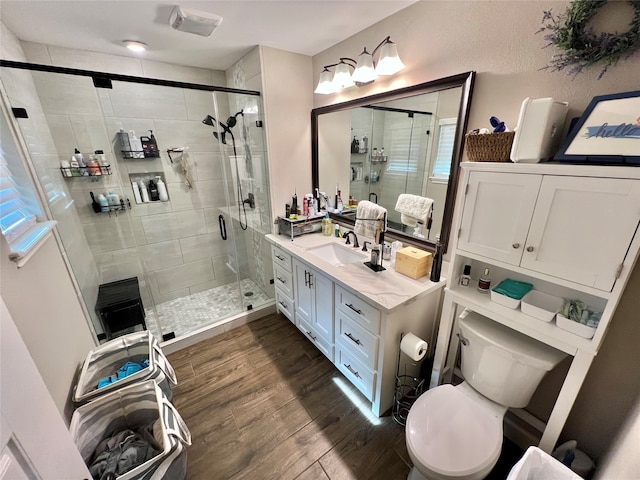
[0,1,416,71]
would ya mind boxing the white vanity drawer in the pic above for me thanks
[273,264,294,298]
[275,290,295,324]
[298,317,334,362]
[336,347,376,402]
[272,246,292,273]
[336,310,379,371]
[335,286,380,334]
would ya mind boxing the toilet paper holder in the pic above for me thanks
[392,332,429,426]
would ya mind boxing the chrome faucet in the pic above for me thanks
[344,231,359,248]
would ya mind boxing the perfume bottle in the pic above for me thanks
[477,268,491,294]
[459,265,472,286]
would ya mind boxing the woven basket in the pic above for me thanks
[465,131,515,162]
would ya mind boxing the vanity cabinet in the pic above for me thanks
[293,259,334,361]
[432,163,640,453]
[267,233,445,417]
[458,171,640,291]
[334,286,380,401]
[272,246,295,323]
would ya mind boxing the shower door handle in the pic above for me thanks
[219,215,227,240]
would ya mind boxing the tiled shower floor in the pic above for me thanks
[144,278,271,339]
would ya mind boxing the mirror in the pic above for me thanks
[312,71,475,252]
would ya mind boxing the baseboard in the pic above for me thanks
[504,409,543,450]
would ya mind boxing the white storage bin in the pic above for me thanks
[556,314,596,339]
[507,446,583,480]
[490,289,521,309]
[73,331,177,405]
[521,290,563,322]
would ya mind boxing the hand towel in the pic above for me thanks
[354,200,387,239]
[395,194,433,227]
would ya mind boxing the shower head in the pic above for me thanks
[225,110,244,129]
[203,114,231,144]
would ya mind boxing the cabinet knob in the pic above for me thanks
[526,246,535,252]
[512,243,520,249]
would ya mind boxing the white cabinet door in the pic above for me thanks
[521,176,640,291]
[312,270,334,344]
[294,260,313,326]
[458,172,542,264]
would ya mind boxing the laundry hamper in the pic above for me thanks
[73,331,177,406]
[71,380,191,480]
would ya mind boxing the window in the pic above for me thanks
[431,118,457,181]
[1,100,56,267]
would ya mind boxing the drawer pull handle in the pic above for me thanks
[304,270,309,287]
[345,332,362,346]
[276,276,286,284]
[512,243,520,249]
[306,331,317,341]
[279,301,288,309]
[346,303,362,315]
[526,246,535,252]
[344,363,362,379]
[275,254,285,261]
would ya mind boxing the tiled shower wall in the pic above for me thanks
[14,42,273,333]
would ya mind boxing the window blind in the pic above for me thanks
[432,119,457,180]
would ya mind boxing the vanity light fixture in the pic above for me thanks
[123,40,147,52]
[315,36,405,94]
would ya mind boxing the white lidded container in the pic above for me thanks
[521,290,563,322]
[490,289,521,309]
[510,97,569,163]
[460,311,566,408]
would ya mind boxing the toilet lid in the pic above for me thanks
[406,385,503,478]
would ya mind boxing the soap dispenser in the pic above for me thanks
[156,176,168,202]
[148,179,159,201]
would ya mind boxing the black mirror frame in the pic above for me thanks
[311,71,475,253]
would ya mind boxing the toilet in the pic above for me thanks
[405,310,566,480]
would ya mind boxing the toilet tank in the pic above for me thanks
[459,311,566,408]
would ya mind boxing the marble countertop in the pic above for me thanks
[266,232,446,313]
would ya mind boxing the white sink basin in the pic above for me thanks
[307,242,364,267]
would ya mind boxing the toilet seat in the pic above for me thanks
[406,385,503,479]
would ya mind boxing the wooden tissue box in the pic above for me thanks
[395,247,432,279]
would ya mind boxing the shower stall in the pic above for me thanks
[0,61,275,342]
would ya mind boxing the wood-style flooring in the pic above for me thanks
[167,313,521,480]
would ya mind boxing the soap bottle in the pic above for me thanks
[322,213,332,236]
[148,179,160,201]
[370,244,381,266]
[478,268,491,293]
[430,242,443,282]
[97,193,109,212]
[74,148,86,168]
[459,265,472,286]
[156,176,168,202]
[360,135,368,153]
[107,191,120,206]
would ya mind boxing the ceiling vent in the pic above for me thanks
[169,6,223,37]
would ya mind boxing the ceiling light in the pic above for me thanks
[314,36,404,95]
[123,41,147,52]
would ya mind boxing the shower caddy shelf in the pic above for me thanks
[95,199,132,217]
[60,165,112,178]
[120,150,160,159]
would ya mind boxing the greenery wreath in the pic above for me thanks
[537,0,640,78]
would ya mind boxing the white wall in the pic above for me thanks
[311,0,640,464]
[259,46,313,227]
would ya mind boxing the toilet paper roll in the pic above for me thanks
[400,332,428,361]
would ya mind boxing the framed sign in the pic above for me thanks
[555,90,640,165]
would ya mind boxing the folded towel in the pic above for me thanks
[354,201,387,240]
[395,194,433,226]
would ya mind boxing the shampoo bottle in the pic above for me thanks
[74,148,86,167]
[97,193,109,212]
[129,130,144,158]
[148,179,159,201]
[131,181,143,204]
[156,176,169,202]
[139,181,150,203]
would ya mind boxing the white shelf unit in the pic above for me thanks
[430,162,640,453]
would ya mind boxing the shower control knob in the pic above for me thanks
[526,246,535,252]
[512,243,520,249]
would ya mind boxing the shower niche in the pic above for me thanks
[129,172,169,204]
